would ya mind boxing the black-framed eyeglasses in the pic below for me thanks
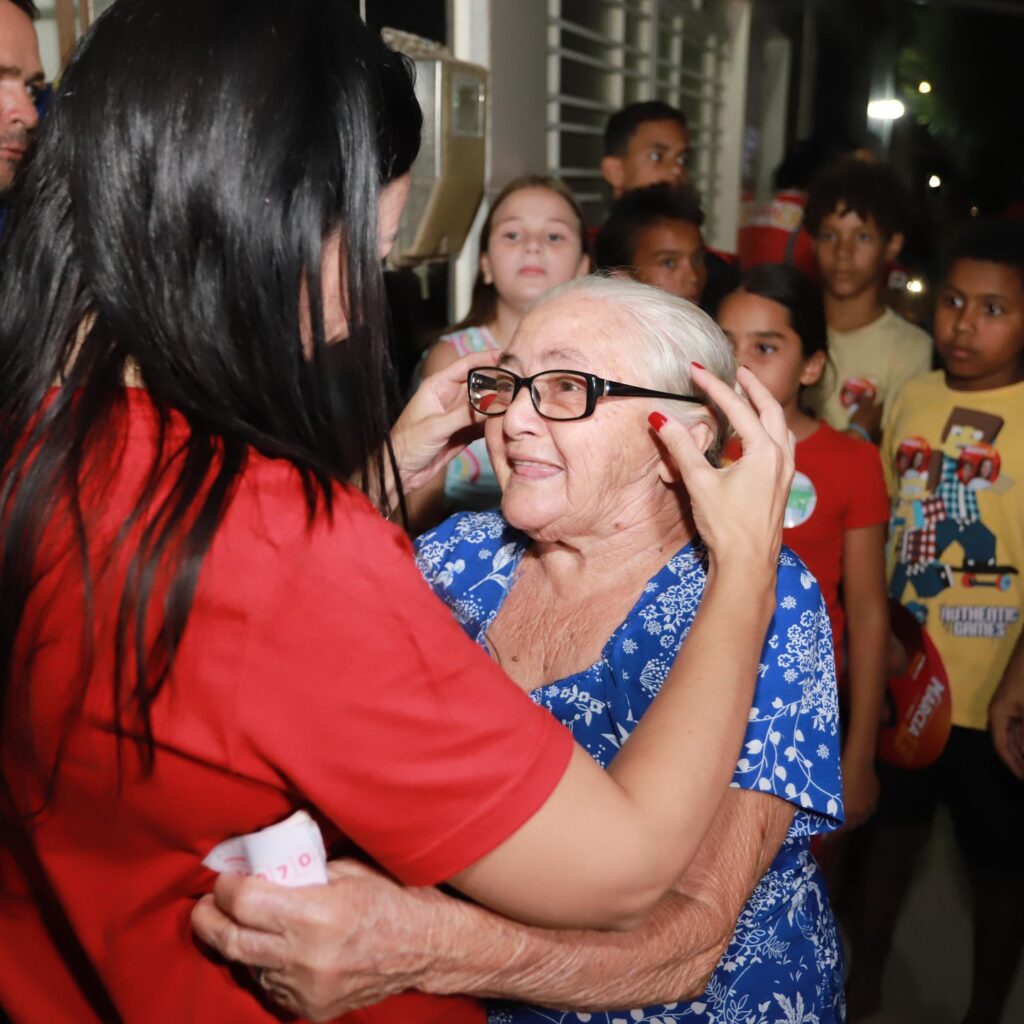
[467,367,704,422]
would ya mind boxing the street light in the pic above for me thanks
[928,174,942,189]
[918,81,932,94]
[867,99,906,120]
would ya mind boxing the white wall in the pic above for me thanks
[708,0,751,254]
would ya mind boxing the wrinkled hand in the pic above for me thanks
[837,750,880,831]
[191,859,450,1022]
[989,667,1024,779]
[651,364,794,576]
[847,395,882,443]
[391,350,501,495]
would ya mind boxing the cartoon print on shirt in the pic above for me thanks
[890,407,1018,615]
[839,376,878,414]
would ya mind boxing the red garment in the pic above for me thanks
[784,424,890,674]
[0,390,573,1024]
[737,190,818,280]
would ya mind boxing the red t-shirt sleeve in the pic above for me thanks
[229,494,573,887]
[843,437,891,530]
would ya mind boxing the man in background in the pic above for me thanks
[0,0,44,231]
[600,99,689,195]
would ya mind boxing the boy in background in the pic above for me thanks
[598,102,739,313]
[600,100,689,196]
[595,183,709,305]
[847,220,1024,1024]
[803,159,932,442]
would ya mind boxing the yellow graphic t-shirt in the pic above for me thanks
[808,307,933,431]
[882,371,1024,729]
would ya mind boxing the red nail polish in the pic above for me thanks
[691,361,705,370]
[648,412,668,432]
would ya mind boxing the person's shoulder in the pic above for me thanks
[776,545,823,608]
[891,367,947,408]
[229,455,406,569]
[881,308,932,347]
[812,421,882,464]
[437,325,499,354]
[415,509,513,549]
[415,510,522,578]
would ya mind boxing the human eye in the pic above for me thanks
[659,257,678,270]
[818,230,836,244]
[857,231,875,244]
[499,229,521,242]
[756,342,777,355]
[648,150,663,163]
[547,231,567,243]
[941,291,963,310]
[552,373,586,393]
[984,302,1004,316]
[494,374,515,395]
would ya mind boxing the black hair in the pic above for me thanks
[943,219,1024,291]
[603,100,688,157]
[803,158,910,241]
[595,183,704,271]
[0,0,421,785]
[734,264,828,361]
[7,0,39,20]
[451,174,589,332]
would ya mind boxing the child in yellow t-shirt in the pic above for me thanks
[846,220,1024,1023]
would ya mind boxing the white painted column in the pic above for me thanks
[450,0,493,320]
[707,0,751,255]
[756,34,792,204]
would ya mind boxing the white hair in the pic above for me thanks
[527,275,736,460]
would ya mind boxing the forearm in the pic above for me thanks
[425,791,787,1010]
[994,629,1024,695]
[417,889,726,1010]
[989,629,1024,778]
[843,604,888,759]
[605,563,775,874]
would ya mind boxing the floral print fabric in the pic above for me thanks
[415,512,847,1024]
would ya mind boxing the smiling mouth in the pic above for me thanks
[509,458,561,478]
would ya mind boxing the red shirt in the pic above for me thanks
[784,424,890,674]
[0,390,573,1023]
[737,190,818,280]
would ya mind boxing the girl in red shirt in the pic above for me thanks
[719,264,891,833]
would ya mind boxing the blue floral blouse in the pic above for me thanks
[415,512,846,1024]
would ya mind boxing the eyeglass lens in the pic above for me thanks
[470,369,590,420]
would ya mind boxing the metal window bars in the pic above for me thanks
[546,0,726,232]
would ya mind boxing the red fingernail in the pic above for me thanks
[691,361,705,370]
[648,412,668,432]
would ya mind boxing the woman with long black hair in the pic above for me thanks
[0,1,794,1021]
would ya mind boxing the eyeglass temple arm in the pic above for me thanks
[603,381,705,405]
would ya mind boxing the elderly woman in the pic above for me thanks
[195,277,845,1023]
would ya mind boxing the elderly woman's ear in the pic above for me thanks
[655,413,716,484]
